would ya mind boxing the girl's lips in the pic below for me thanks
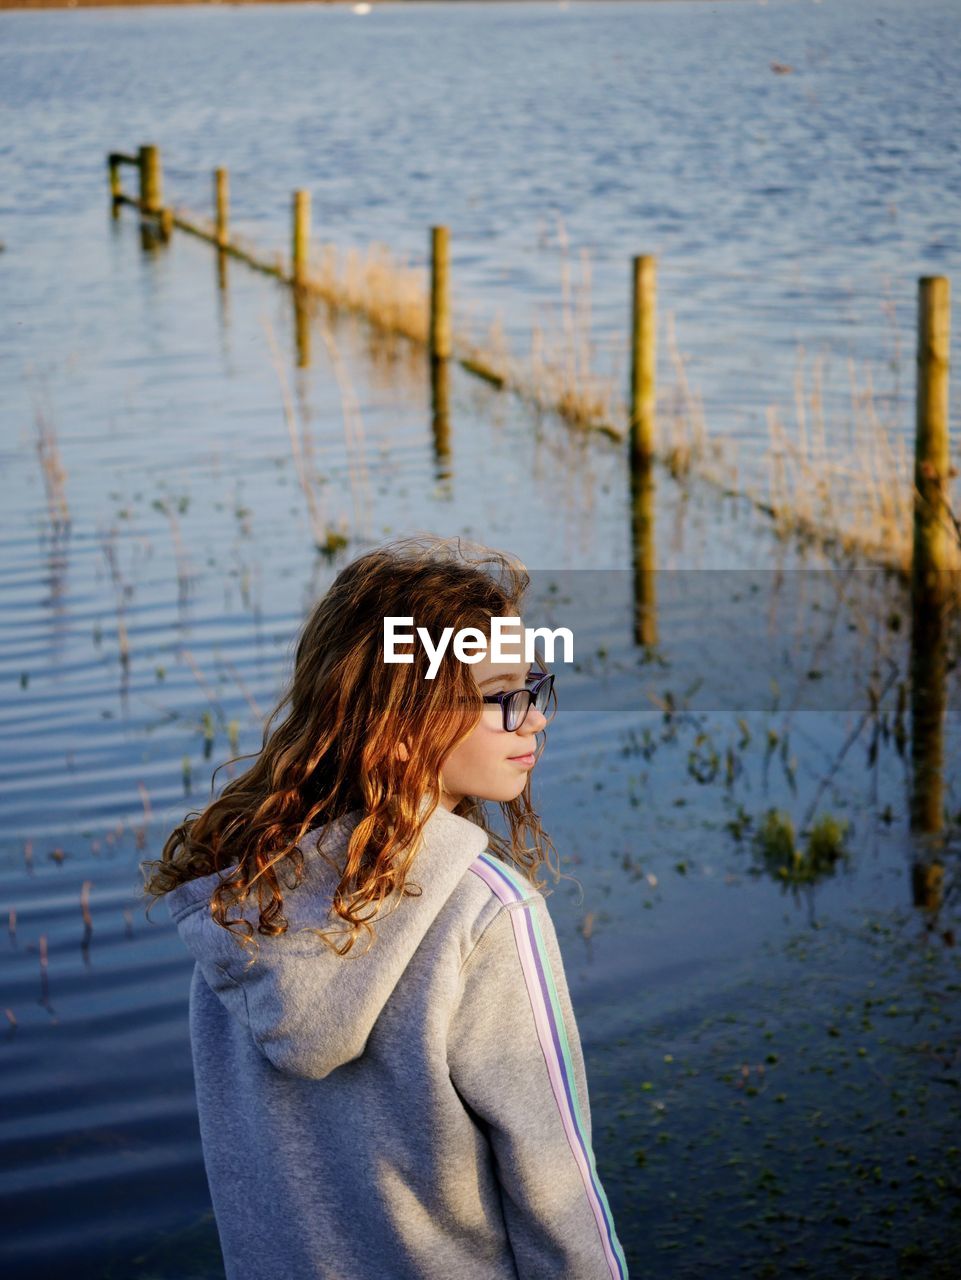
[508,752,536,767]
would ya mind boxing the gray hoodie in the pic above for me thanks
[166,803,629,1279]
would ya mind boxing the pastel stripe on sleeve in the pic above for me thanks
[468,852,628,1280]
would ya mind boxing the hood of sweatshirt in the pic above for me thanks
[165,803,489,1080]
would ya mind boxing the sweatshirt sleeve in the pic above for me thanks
[447,889,629,1280]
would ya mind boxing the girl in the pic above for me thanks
[142,536,628,1280]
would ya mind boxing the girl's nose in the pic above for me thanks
[518,702,548,734]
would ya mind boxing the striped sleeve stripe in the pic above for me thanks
[468,852,628,1280]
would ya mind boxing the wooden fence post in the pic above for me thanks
[430,226,451,361]
[912,275,951,600]
[214,168,229,247]
[630,254,657,463]
[909,274,951,837]
[138,144,162,214]
[292,190,310,285]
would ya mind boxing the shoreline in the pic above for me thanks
[0,0,701,10]
[6,0,359,8]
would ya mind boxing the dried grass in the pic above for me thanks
[456,311,514,389]
[306,242,429,346]
[660,313,734,490]
[34,397,70,531]
[525,227,621,433]
[448,222,624,436]
[759,350,961,575]
[98,526,131,668]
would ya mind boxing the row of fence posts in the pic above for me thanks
[107,146,661,439]
[107,145,955,882]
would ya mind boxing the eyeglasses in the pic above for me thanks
[482,672,556,733]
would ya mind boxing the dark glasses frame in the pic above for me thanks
[482,671,556,733]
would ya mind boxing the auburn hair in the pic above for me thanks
[140,535,560,960]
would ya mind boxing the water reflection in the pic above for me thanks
[909,575,952,914]
[293,285,311,370]
[430,355,452,484]
[216,246,228,297]
[910,588,948,836]
[630,453,657,647]
[138,220,166,256]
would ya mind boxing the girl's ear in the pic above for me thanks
[395,741,410,763]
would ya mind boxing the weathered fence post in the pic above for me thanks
[214,168,229,247]
[912,275,951,600]
[629,254,657,463]
[292,190,310,286]
[138,144,163,214]
[430,226,451,361]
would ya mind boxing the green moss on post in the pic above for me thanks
[430,226,451,361]
[630,254,657,464]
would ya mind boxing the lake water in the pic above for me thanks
[4,0,961,480]
[2,1,961,1276]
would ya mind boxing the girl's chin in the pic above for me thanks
[477,780,530,804]
[444,772,530,806]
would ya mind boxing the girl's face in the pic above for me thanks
[438,641,549,811]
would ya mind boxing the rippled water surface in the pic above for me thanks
[2,2,961,1276]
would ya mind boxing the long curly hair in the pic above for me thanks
[140,535,560,959]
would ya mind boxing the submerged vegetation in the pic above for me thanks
[751,807,852,887]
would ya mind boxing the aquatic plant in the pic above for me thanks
[98,526,131,669]
[754,808,797,866]
[34,398,70,533]
[751,807,851,886]
[805,813,851,874]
